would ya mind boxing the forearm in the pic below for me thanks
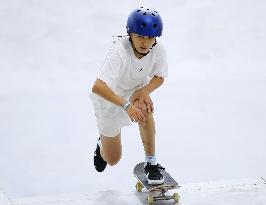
[142,76,164,94]
[92,79,126,106]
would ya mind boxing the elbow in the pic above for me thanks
[91,81,99,94]
[155,75,164,85]
[160,77,164,84]
[92,79,105,94]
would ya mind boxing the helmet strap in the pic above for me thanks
[129,35,157,57]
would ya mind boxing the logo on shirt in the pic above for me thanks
[139,68,143,72]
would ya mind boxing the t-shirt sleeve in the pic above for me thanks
[150,43,168,78]
[96,47,122,88]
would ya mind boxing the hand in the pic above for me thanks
[126,104,146,123]
[130,88,154,113]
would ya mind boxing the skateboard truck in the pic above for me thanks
[136,181,180,204]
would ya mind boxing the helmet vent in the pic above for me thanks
[141,22,147,28]
[137,9,141,12]
[143,12,147,15]
[152,13,155,16]
[154,11,158,13]
[153,24,158,28]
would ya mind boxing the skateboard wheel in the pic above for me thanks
[147,195,154,204]
[135,181,143,192]
[173,193,180,203]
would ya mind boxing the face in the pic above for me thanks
[130,33,156,55]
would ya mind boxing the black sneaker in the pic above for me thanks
[94,138,107,172]
[144,163,165,185]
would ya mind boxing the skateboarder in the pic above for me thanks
[91,7,167,185]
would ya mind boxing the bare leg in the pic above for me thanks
[139,112,156,156]
[100,133,122,166]
[133,100,156,156]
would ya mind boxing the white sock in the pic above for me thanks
[145,155,157,166]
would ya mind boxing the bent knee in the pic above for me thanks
[105,154,121,166]
[133,100,149,114]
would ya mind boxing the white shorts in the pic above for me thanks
[90,87,140,137]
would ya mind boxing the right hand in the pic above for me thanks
[126,104,145,123]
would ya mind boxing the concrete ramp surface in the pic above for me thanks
[1,178,265,205]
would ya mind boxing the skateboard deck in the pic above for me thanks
[133,162,180,204]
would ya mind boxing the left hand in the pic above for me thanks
[130,88,154,113]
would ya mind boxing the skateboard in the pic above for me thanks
[133,162,180,204]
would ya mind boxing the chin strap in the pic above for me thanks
[129,35,157,57]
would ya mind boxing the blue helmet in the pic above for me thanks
[126,7,163,37]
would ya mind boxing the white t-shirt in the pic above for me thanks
[90,36,168,136]
[96,36,168,97]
